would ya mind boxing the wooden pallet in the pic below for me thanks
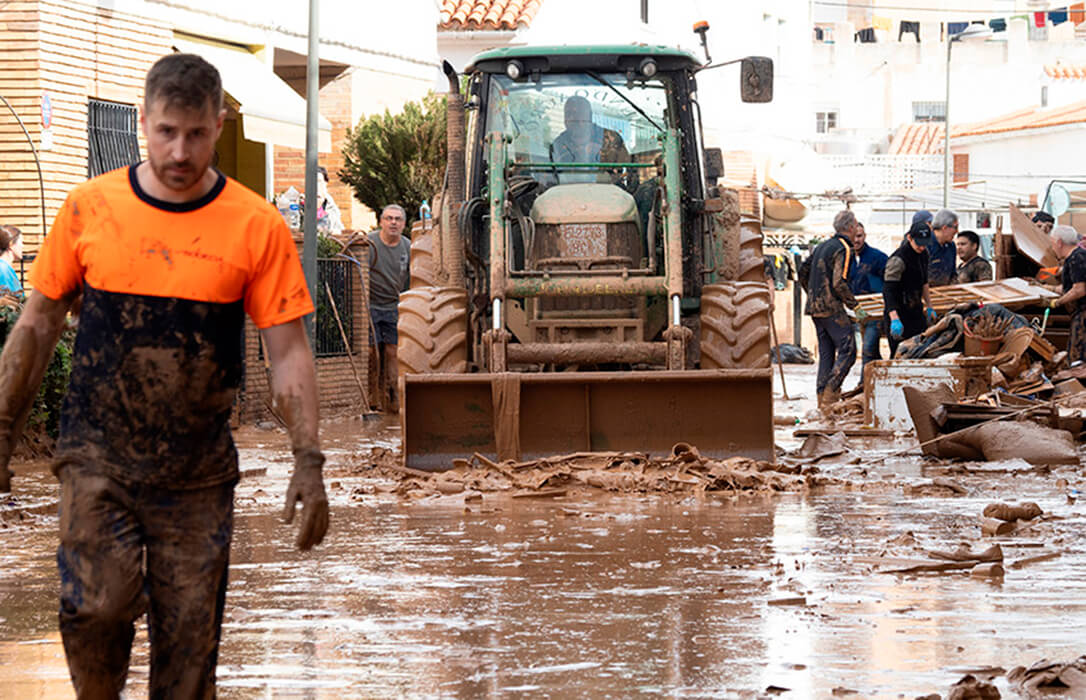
[856,277,1058,318]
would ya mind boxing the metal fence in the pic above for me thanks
[87,99,140,178]
[315,257,355,357]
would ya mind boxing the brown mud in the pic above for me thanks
[1,365,1085,698]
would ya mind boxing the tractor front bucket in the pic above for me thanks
[400,369,774,471]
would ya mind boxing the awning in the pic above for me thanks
[172,37,332,153]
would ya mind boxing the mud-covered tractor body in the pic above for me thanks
[399,45,775,470]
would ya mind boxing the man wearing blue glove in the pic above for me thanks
[800,210,864,410]
[884,219,935,357]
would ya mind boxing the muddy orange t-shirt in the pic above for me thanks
[30,165,313,488]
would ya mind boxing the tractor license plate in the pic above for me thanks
[558,223,607,258]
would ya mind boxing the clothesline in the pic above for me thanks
[817,4,1086,43]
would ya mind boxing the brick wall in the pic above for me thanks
[0,0,169,254]
[239,237,372,422]
[272,68,357,230]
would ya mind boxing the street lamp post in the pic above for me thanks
[943,24,992,207]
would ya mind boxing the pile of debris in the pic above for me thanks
[358,444,829,499]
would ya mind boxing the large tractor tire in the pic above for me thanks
[397,286,469,376]
[409,229,437,289]
[699,281,771,369]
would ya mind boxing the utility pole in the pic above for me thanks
[641,0,648,23]
[303,0,320,345]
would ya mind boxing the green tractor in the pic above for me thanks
[398,41,776,470]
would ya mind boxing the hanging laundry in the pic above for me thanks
[899,20,920,41]
[989,18,1007,32]
[854,27,877,43]
[948,21,969,35]
[1071,3,1085,24]
[1050,7,1069,24]
[1035,11,1047,27]
[814,27,824,40]
[873,15,893,32]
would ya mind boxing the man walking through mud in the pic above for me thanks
[0,53,328,698]
[800,209,865,409]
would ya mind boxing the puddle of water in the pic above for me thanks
[2,373,1085,698]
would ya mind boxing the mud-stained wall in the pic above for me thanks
[0,0,171,256]
[238,238,372,422]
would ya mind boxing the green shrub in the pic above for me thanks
[0,305,74,440]
[339,92,447,227]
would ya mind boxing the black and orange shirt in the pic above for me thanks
[30,165,313,488]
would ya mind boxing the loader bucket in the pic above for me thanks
[401,369,774,471]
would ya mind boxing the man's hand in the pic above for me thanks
[1049,297,1063,310]
[854,306,869,323]
[890,318,904,339]
[283,447,329,551]
[926,307,938,324]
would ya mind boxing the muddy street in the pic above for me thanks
[2,367,1085,699]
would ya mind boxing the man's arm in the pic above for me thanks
[0,292,74,492]
[1054,281,1086,308]
[922,283,933,310]
[831,246,858,309]
[262,318,328,551]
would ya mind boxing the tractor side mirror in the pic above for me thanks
[740,56,774,103]
[703,147,723,182]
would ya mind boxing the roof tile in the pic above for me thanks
[953,99,1086,138]
[439,0,541,31]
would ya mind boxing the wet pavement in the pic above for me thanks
[2,366,1085,699]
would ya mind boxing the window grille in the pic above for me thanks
[912,101,947,123]
[88,99,140,177]
[815,111,838,134]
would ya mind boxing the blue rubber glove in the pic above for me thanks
[926,307,937,323]
[890,318,904,338]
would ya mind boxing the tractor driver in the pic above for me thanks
[550,96,631,185]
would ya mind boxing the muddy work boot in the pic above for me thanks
[818,388,841,414]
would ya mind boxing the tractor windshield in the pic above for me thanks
[486,73,670,185]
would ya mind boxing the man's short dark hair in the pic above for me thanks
[145,53,223,113]
[956,230,980,248]
[1032,211,1056,225]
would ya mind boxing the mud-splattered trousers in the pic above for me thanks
[814,312,856,395]
[57,461,233,699]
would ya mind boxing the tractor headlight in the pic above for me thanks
[639,58,658,78]
[506,60,524,80]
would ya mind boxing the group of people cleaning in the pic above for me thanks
[801,207,1076,410]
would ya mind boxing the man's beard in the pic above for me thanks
[150,155,209,192]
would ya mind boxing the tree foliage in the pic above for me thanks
[0,304,74,444]
[340,92,447,227]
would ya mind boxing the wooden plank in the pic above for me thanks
[856,277,1058,318]
[1010,203,1059,268]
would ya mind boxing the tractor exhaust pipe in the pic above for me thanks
[442,60,465,288]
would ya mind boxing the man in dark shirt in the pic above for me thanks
[1049,224,1086,363]
[955,230,993,283]
[927,208,960,287]
[800,210,864,409]
[884,220,936,357]
[848,222,888,371]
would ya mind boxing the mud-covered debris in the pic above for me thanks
[945,673,1001,700]
[907,477,969,497]
[1008,656,1086,693]
[979,517,1016,536]
[983,502,1043,522]
[969,563,1005,578]
[1008,551,1061,569]
[792,431,848,461]
[929,543,1003,563]
[390,447,816,497]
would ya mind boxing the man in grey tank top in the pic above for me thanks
[367,204,410,412]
